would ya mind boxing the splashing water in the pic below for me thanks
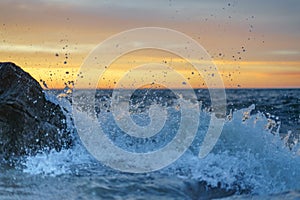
[13,89,300,199]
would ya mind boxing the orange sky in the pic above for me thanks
[0,0,300,89]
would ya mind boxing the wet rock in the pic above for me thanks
[184,181,238,199]
[0,62,73,161]
[183,180,251,199]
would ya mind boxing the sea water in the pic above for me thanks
[1,89,300,199]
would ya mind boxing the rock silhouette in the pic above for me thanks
[0,62,73,161]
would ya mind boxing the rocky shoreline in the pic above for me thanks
[0,62,73,162]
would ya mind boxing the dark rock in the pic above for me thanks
[183,180,251,199]
[0,62,73,161]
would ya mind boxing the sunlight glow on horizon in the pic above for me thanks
[0,0,299,89]
[1,43,299,89]
[18,58,300,89]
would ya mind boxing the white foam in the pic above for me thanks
[22,97,300,194]
[164,105,300,194]
[23,144,94,176]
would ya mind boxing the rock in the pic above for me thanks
[183,180,250,199]
[0,62,73,161]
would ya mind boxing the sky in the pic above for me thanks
[0,0,300,89]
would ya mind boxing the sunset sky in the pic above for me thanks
[0,0,300,89]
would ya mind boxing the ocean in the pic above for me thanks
[1,89,300,199]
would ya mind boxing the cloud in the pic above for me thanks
[0,43,95,54]
[269,50,300,56]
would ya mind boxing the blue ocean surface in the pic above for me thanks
[1,89,300,199]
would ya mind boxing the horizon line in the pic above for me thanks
[46,87,300,90]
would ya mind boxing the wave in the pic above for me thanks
[21,90,300,196]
